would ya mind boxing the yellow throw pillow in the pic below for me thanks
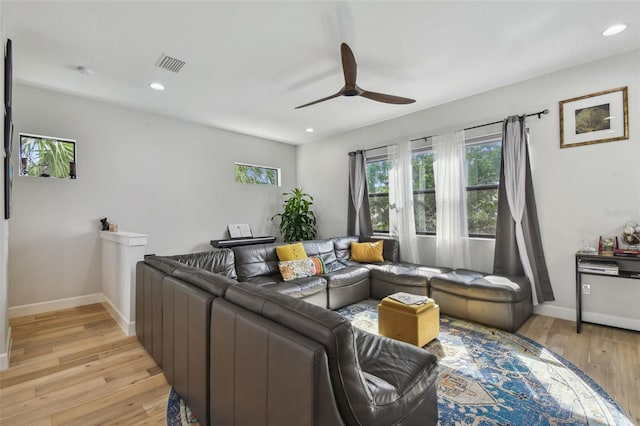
[350,240,384,263]
[275,242,307,261]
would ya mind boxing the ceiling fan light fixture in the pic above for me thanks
[149,82,165,91]
[602,23,627,36]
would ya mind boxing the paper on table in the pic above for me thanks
[388,292,431,305]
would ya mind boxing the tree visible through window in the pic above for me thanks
[365,135,501,237]
[235,163,281,186]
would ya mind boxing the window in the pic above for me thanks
[365,134,501,237]
[234,163,281,186]
[19,133,77,179]
[365,156,390,233]
[412,148,436,234]
[465,135,501,237]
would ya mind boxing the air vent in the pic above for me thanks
[155,54,186,73]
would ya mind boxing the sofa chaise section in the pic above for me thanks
[217,283,439,426]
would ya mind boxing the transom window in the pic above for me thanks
[234,163,281,186]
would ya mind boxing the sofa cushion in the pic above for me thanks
[275,242,307,261]
[278,256,326,281]
[350,240,384,263]
[233,242,283,281]
[302,239,341,271]
[323,265,370,289]
[371,263,452,287]
[167,249,237,279]
[430,270,530,303]
[332,236,360,263]
[243,274,327,299]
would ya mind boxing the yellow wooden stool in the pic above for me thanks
[378,295,440,347]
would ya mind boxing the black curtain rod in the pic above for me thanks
[409,108,549,142]
[349,108,549,155]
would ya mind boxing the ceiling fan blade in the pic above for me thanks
[295,92,342,109]
[360,90,416,104]
[340,43,357,87]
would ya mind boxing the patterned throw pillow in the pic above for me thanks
[275,242,308,261]
[350,240,385,263]
[278,256,326,281]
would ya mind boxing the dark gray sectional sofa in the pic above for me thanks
[136,235,532,425]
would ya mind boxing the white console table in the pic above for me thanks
[100,231,148,335]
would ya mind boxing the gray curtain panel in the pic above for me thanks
[347,150,373,236]
[493,116,554,302]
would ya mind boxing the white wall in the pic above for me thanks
[298,49,640,328]
[8,84,296,307]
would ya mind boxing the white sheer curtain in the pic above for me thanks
[388,141,419,263]
[433,130,471,269]
[503,118,538,305]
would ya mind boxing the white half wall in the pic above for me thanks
[8,84,297,307]
[298,49,640,328]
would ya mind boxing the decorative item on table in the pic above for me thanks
[100,217,110,231]
[621,221,640,250]
[578,240,597,254]
[109,223,118,232]
[614,221,640,256]
[598,235,617,255]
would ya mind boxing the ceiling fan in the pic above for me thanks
[295,43,416,109]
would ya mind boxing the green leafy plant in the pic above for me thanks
[272,188,317,242]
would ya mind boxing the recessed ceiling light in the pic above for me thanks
[602,24,627,36]
[149,82,165,91]
[306,128,314,133]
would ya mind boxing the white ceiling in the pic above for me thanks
[3,1,639,145]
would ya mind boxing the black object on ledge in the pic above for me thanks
[211,236,276,248]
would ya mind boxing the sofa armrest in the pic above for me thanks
[354,328,439,422]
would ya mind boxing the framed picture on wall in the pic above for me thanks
[559,87,629,149]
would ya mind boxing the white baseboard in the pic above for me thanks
[0,326,11,370]
[101,296,135,336]
[9,294,104,318]
[9,293,136,337]
[533,304,575,321]
[534,303,640,331]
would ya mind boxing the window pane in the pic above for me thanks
[467,188,498,236]
[369,195,389,232]
[466,141,501,186]
[414,192,436,233]
[366,159,390,194]
[412,150,434,190]
[235,163,280,186]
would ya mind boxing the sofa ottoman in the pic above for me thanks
[369,263,452,299]
[429,269,532,332]
[378,296,440,347]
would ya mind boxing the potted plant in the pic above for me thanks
[272,188,317,242]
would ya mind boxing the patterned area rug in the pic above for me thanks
[166,299,633,426]
[338,300,633,426]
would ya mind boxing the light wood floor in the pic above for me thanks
[518,314,640,425]
[0,304,169,425]
[1,305,638,426]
